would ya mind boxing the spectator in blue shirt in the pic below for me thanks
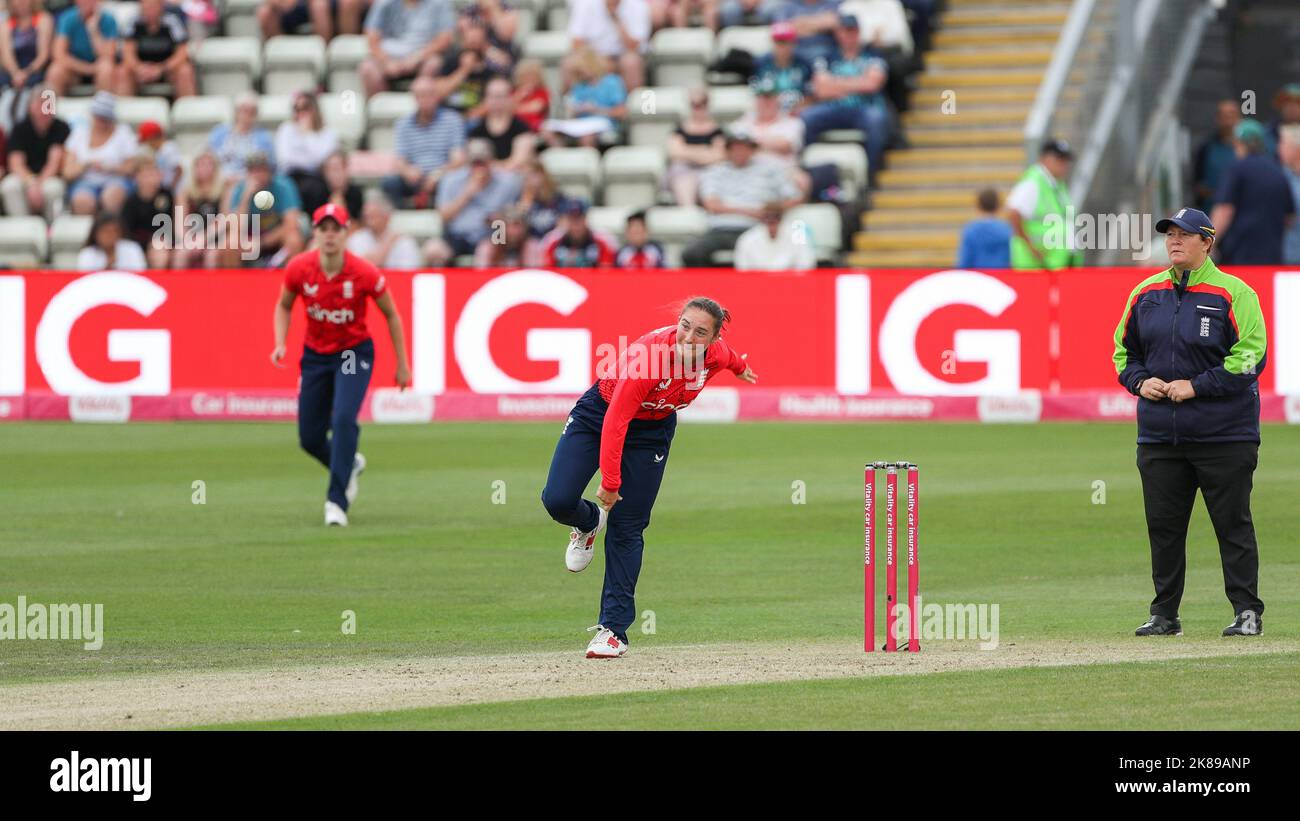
[208,92,277,179]
[957,188,1012,269]
[1211,119,1296,265]
[751,22,813,114]
[771,0,841,66]
[542,47,626,148]
[223,150,305,267]
[1192,100,1241,213]
[381,76,467,208]
[799,15,890,186]
[48,0,118,96]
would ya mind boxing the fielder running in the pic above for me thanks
[271,203,412,527]
[541,297,757,658]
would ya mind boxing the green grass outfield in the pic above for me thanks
[1,421,1297,729]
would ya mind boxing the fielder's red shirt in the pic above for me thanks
[597,325,749,492]
[283,250,387,355]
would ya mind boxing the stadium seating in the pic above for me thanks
[540,147,602,203]
[50,215,96,269]
[365,93,417,153]
[256,94,292,132]
[802,143,868,201]
[319,93,368,152]
[171,96,235,156]
[785,204,843,264]
[521,31,569,99]
[388,210,444,247]
[586,205,632,243]
[600,146,666,209]
[0,217,49,266]
[650,28,715,89]
[195,37,262,96]
[625,86,688,148]
[103,1,140,30]
[263,36,327,96]
[645,205,707,268]
[327,35,369,95]
[224,0,262,39]
[707,86,753,126]
[116,96,173,133]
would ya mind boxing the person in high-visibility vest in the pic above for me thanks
[1007,138,1083,269]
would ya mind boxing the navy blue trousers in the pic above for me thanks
[541,383,676,643]
[298,339,374,510]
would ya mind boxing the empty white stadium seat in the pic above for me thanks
[103,2,139,30]
[320,93,367,152]
[783,204,842,262]
[55,97,93,130]
[600,146,665,209]
[171,96,235,156]
[388,210,443,245]
[195,37,262,96]
[650,28,715,89]
[541,147,602,203]
[708,86,754,126]
[256,95,292,132]
[224,0,262,38]
[625,86,687,147]
[715,25,773,60]
[819,129,866,145]
[521,31,568,94]
[802,143,868,200]
[0,217,49,266]
[366,93,416,152]
[115,96,172,132]
[49,215,94,269]
[263,36,326,96]
[327,35,369,95]
[646,205,706,268]
[586,206,632,242]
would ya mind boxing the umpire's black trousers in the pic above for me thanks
[1137,441,1264,619]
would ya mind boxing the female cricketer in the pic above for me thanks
[270,203,411,527]
[540,297,757,658]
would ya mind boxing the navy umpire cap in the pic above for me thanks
[1155,207,1215,239]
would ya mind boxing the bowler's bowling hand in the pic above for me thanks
[1140,377,1169,401]
[1165,379,1196,403]
[737,353,757,384]
[597,485,622,511]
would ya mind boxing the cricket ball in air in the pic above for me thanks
[253,190,275,210]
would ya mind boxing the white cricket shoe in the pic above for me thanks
[324,501,349,527]
[565,505,608,573]
[585,625,627,659]
[346,452,366,505]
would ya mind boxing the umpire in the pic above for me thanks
[1112,207,1268,637]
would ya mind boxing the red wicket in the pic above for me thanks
[863,461,920,653]
[863,465,874,653]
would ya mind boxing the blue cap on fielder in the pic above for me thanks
[1155,207,1215,239]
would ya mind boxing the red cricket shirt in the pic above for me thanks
[597,325,749,493]
[282,250,387,355]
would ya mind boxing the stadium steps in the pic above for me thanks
[850,0,1070,268]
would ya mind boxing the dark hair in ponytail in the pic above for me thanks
[681,296,731,339]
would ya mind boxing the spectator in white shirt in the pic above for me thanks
[276,90,341,213]
[346,196,424,268]
[733,202,816,270]
[63,90,139,215]
[77,213,147,270]
[568,0,650,92]
[730,81,811,197]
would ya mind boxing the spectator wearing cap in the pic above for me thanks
[77,212,146,270]
[544,46,626,148]
[1,86,69,221]
[568,0,650,93]
[1268,84,1300,149]
[733,201,815,270]
[468,76,535,172]
[223,149,305,267]
[1114,206,1269,639]
[48,0,119,96]
[473,205,529,268]
[172,149,226,269]
[751,22,813,116]
[683,129,801,266]
[427,138,522,264]
[615,210,665,268]
[258,0,367,42]
[771,0,841,66]
[719,0,779,28]
[276,91,341,214]
[208,92,276,179]
[1192,100,1242,213]
[359,0,456,98]
[0,0,53,128]
[115,0,195,97]
[138,119,182,190]
[956,188,1012,270]
[347,194,424,268]
[381,76,467,209]
[63,91,139,216]
[664,86,725,206]
[1007,138,1080,270]
[540,198,617,268]
[799,13,890,184]
[1280,125,1300,265]
[1211,119,1296,266]
[121,155,175,268]
[321,151,364,218]
[435,10,514,119]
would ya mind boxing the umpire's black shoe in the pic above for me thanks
[1135,615,1182,636]
[1222,611,1263,636]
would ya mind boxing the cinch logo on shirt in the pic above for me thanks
[307,304,356,324]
